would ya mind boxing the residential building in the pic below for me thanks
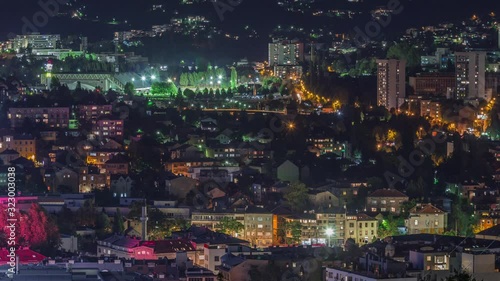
[86,150,124,169]
[276,160,299,182]
[420,99,442,119]
[377,59,406,110]
[345,213,379,245]
[110,175,134,198]
[455,52,487,100]
[166,158,219,177]
[93,119,124,140]
[8,107,70,128]
[79,166,107,193]
[104,154,129,175]
[78,104,113,122]
[405,204,447,234]
[97,235,196,260]
[269,39,304,80]
[0,134,36,159]
[268,39,304,66]
[366,189,409,214]
[307,190,340,209]
[409,249,451,271]
[12,33,60,51]
[0,149,19,165]
[325,267,417,281]
[409,73,455,96]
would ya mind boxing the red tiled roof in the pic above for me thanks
[368,189,408,198]
[410,204,445,214]
[0,248,46,265]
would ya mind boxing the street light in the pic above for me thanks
[141,76,146,81]
[326,228,334,247]
[151,75,157,80]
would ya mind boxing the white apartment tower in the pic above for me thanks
[268,39,304,66]
[455,52,486,100]
[377,59,406,110]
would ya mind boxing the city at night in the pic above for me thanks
[1,0,500,280]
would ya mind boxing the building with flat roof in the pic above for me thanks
[455,52,487,100]
[326,267,417,281]
[12,33,60,51]
[377,59,406,110]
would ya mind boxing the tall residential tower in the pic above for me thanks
[377,59,406,110]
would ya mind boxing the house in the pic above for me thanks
[50,166,79,193]
[104,154,129,175]
[0,149,19,165]
[79,166,107,193]
[307,190,340,209]
[200,118,218,132]
[366,189,409,214]
[170,144,204,160]
[97,235,197,260]
[276,160,299,182]
[166,158,219,177]
[405,204,447,235]
[0,134,36,160]
[110,175,134,198]
[215,129,233,144]
[325,267,417,281]
[165,175,197,200]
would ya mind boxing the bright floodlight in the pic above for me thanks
[151,75,157,80]
[218,75,222,79]
[141,76,146,81]
[326,228,334,236]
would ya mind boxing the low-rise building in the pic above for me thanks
[405,204,447,235]
[326,267,417,281]
[8,107,70,128]
[366,189,409,214]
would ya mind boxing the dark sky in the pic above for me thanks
[1,0,500,41]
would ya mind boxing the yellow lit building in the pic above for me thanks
[0,134,36,160]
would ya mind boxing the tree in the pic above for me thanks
[215,217,244,236]
[96,212,111,238]
[113,208,125,234]
[230,67,238,89]
[284,181,310,212]
[50,76,61,90]
[286,221,303,244]
[148,208,169,240]
[124,82,135,97]
[179,73,189,87]
[150,82,178,97]
[378,214,401,238]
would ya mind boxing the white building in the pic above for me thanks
[377,59,406,110]
[326,267,417,281]
[268,39,304,66]
[12,33,60,51]
[455,52,487,100]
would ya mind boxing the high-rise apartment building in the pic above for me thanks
[377,59,406,110]
[455,52,486,100]
[268,39,304,66]
[268,39,304,79]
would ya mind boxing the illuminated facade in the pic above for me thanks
[93,119,124,140]
[455,52,486,100]
[8,107,70,128]
[0,135,36,160]
[377,59,406,110]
